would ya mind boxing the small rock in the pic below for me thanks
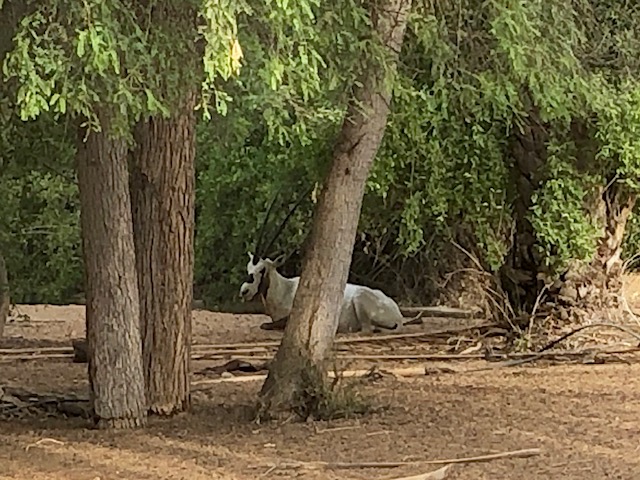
[559,284,578,301]
[220,372,234,379]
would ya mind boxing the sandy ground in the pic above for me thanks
[1,274,640,480]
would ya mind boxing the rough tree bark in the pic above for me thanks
[499,104,549,315]
[0,252,8,338]
[76,115,147,429]
[129,91,196,416]
[555,185,637,314]
[257,0,412,419]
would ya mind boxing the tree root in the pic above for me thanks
[93,415,147,429]
[256,354,372,423]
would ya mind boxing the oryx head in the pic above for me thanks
[239,252,286,302]
[238,184,314,302]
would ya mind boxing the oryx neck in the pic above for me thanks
[257,267,271,299]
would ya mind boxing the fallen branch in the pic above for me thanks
[456,346,640,373]
[192,366,428,387]
[193,346,640,366]
[333,322,497,344]
[3,343,639,366]
[0,346,72,354]
[538,322,640,352]
[0,353,72,362]
[192,322,496,350]
[0,323,497,362]
[191,348,640,386]
[270,447,541,470]
[399,305,480,319]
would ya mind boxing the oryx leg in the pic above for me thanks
[335,300,361,334]
[259,317,289,330]
[352,298,375,334]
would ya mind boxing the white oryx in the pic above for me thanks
[239,252,415,333]
[238,187,422,333]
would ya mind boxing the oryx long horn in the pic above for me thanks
[254,187,283,261]
[261,183,315,258]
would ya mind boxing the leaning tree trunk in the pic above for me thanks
[76,115,147,429]
[257,0,412,420]
[130,91,196,416]
[0,251,8,338]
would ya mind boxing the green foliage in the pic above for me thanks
[0,116,82,303]
[529,139,601,272]
[2,0,245,134]
[590,81,640,190]
[199,0,250,117]
[4,0,640,307]
[3,0,157,132]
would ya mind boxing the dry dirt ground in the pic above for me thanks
[1,275,640,480]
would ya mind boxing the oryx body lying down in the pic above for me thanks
[238,185,420,333]
[240,253,410,333]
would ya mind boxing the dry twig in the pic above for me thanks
[25,438,65,451]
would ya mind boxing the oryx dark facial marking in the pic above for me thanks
[257,267,270,297]
[239,254,271,302]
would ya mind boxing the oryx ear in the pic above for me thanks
[273,253,286,267]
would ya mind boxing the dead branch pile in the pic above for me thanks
[0,385,90,419]
[1,317,494,363]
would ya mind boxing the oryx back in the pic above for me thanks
[337,284,404,333]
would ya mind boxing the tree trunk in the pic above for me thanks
[499,105,549,315]
[0,251,8,338]
[553,186,637,314]
[130,92,196,415]
[257,0,412,420]
[593,187,636,278]
[76,115,147,429]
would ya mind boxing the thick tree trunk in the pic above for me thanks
[499,105,549,315]
[257,0,412,420]
[553,187,637,313]
[76,116,147,429]
[130,92,196,415]
[0,252,8,338]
